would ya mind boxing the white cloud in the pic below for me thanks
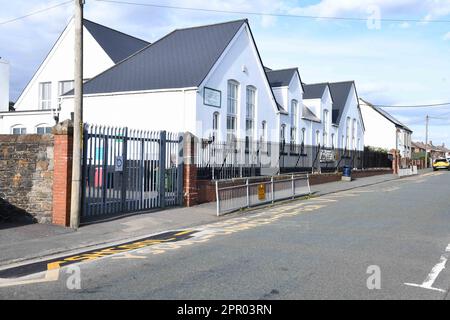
[444,32,450,40]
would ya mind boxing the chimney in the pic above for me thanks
[0,57,9,112]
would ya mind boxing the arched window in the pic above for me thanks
[346,117,351,149]
[323,110,329,147]
[261,121,267,152]
[331,133,335,149]
[280,124,286,144]
[227,80,239,143]
[36,124,52,134]
[291,100,298,147]
[246,86,256,151]
[352,119,357,150]
[212,112,219,142]
[11,125,27,135]
[301,128,306,145]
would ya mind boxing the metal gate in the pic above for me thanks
[81,124,183,223]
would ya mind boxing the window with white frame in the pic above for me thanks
[331,133,335,149]
[291,100,298,147]
[11,125,27,135]
[246,86,256,150]
[346,117,351,149]
[260,121,267,152]
[280,124,286,144]
[352,119,357,150]
[36,124,52,134]
[227,80,239,144]
[316,130,320,146]
[323,110,329,147]
[39,82,52,110]
[301,128,306,145]
[212,112,219,142]
[58,80,74,96]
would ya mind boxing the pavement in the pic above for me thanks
[0,171,405,269]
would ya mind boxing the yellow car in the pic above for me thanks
[432,158,450,171]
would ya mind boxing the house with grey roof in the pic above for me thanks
[303,83,337,148]
[60,19,282,145]
[360,98,412,158]
[302,81,365,151]
[0,18,149,134]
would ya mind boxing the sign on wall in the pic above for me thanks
[203,87,221,108]
[320,150,336,163]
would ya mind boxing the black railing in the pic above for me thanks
[196,139,392,180]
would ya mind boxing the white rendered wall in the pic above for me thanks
[360,101,397,151]
[14,20,114,112]
[196,25,279,142]
[0,111,54,134]
[0,58,9,112]
[60,89,198,133]
[335,85,365,151]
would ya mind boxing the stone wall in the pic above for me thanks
[0,134,54,223]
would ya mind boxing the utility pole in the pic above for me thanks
[425,115,429,169]
[70,0,84,229]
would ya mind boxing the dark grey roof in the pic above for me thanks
[78,20,247,95]
[361,98,412,132]
[303,83,328,99]
[328,81,354,124]
[266,68,297,87]
[302,105,320,122]
[83,19,149,64]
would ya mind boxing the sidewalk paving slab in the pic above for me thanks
[0,170,428,268]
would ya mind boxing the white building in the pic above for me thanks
[303,83,336,148]
[0,19,149,134]
[60,20,282,144]
[360,98,412,158]
[302,81,365,151]
[0,58,9,113]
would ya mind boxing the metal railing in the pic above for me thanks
[196,138,391,180]
[215,174,311,216]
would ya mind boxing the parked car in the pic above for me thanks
[432,158,450,171]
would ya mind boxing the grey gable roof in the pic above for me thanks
[266,68,297,87]
[361,98,412,132]
[303,83,328,99]
[328,81,354,124]
[302,105,321,123]
[83,19,149,64]
[80,20,247,95]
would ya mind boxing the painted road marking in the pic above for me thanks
[404,244,450,293]
[0,230,198,282]
[0,184,368,288]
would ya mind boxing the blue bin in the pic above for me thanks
[343,166,352,178]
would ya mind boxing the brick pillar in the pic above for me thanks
[390,149,399,175]
[52,120,74,226]
[183,132,198,207]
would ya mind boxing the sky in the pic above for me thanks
[1,0,449,146]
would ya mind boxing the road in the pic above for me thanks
[1,171,450,300]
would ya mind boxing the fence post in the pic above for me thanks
[291,173,295,199]
[177,133,184,206]
[159,131,167,208]
[271,176,274,204]
[81,123,88,219]
[246,178,250,208]
[306,173,311,195]
[121,127,129,213]
[215,180,220,217]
